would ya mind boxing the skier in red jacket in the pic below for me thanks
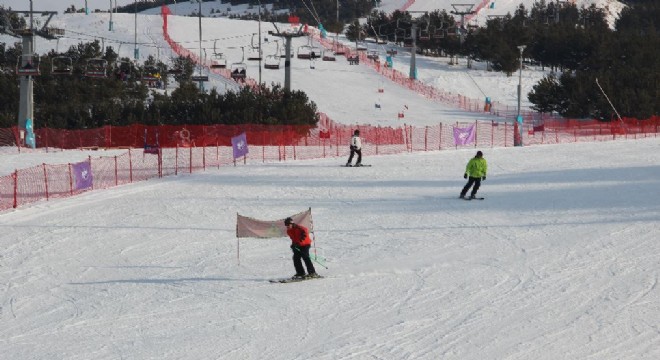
[284,217,318,279]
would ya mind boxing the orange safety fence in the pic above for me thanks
[2,115,659,212]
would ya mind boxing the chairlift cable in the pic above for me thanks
[300,0,321,25]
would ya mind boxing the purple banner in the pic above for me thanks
[231,132,249,159]
[72,161,93,190]
[453,124,476,145]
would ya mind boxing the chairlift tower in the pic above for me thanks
[268,23,305,91]
[397,12,428,80]
[450,4,476,45]
[2,1,57,139]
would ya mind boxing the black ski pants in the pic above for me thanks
[461,176,482,197]
[347,147,362,165]
[292,245,316,275]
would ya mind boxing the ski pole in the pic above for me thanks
[294,246,328,269]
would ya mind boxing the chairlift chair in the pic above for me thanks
[264,40,281,69]
[298,36,321,59]
[230,63,247,80]
[322,50,336,61]
[210,40,228,69]
[332,38,346,55]
[115,60,133,80]
[51,56,72,75]
[247,47,262,61]
[309,46,321,59]
[264,55,280,69]
[85,58,108,78]
[247,34,262,61]
[16,54,41,76]
[432,25,446,39]
[297,45,312,59]
[210,53,227,69]
[366,51,379,61]
[167,66,182,75]
[141,65,161,82]
[230,47,248,81]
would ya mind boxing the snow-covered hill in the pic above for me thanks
[1,0,626,127]
[2,133,660,360]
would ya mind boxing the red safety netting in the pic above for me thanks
[2,115,658,212]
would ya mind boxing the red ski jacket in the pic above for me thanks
[287,224,312,247]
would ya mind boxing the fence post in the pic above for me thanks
[114,156,118,186]
[436,123,441,150]
[424,126,428,152]
[43,163,49,201]
[13,170,18,208]
[88,156,94,190]
[262,132,266,163]
[189,146,192,174]
[403,124,409,152]
[474,120,478,148]
[129,148,133,183]
[68,163,73,195]
[376,126,379,155]
[491,120,494,147]
[175,145,179,175]
[336,126,340,157]
[202,145,206,171]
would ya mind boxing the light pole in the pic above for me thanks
[515,45,526,147]
[197,0,204,91]
[134,2,139,60]
[258,0,262,88]
[109,0,113,30]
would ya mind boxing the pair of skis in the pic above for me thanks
[269,275,324,284]
[462,196,485,201]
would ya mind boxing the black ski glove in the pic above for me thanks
[463,173,468,179]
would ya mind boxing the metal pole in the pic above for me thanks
[258,1,262,88]
[516,45,526,146]
[198,0,204,91]
[409,22,417,80]
[134,2,139,59]
[109,0,113,31]
[284,36,292,90]
[18,0,35,141]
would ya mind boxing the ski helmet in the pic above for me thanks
[284,217,293,226]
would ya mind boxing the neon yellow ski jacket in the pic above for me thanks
[465,157,488,178]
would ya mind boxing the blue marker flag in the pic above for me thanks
[72,160,93,190]
[231,132,249,159]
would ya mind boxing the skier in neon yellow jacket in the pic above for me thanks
[460,151,487,199]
